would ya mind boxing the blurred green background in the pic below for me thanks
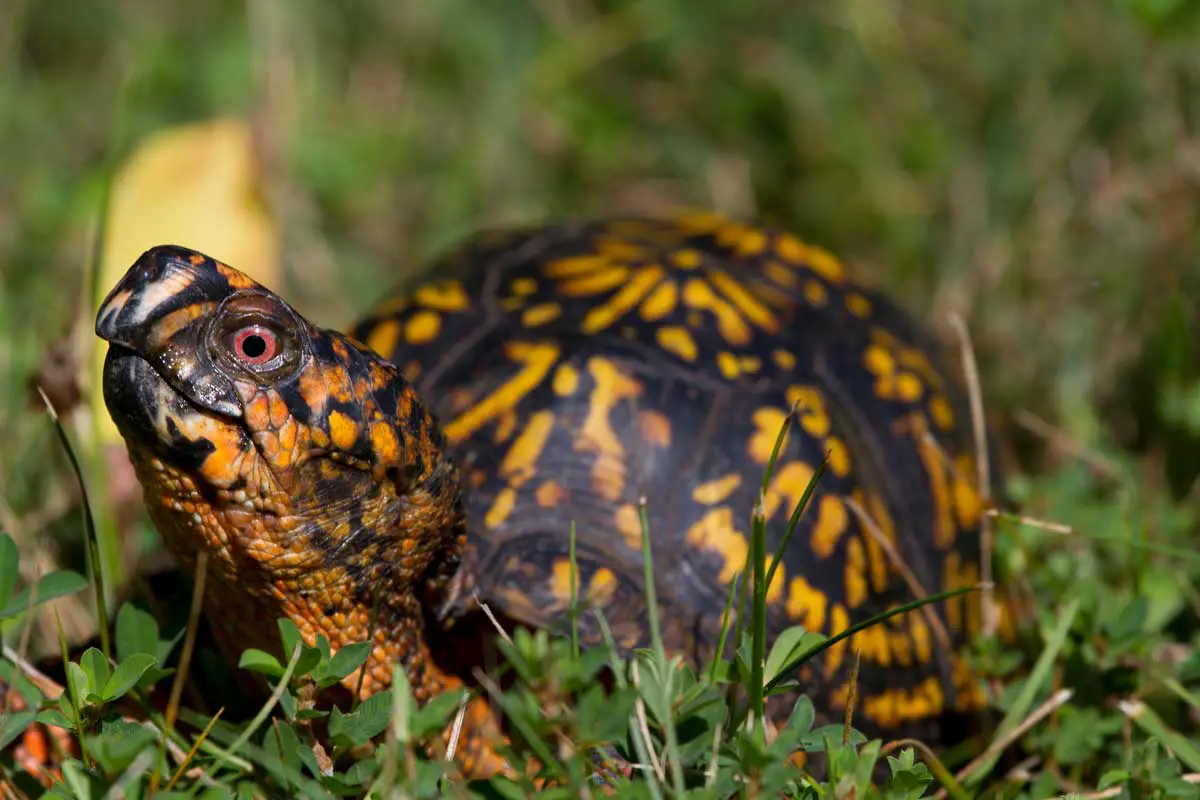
[1,0,1198,635]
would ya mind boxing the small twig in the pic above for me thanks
[947,314,996,638]
[444,694,469,762]
[984,509,1073,535]
[846,496,953,653]
[166,708,224,790]
[629,660,665,783]
[947,688,1073,794]
[1013,408,1122,482]
[843,649,861,746]
[473,592,513,645]
[2,643,65,698]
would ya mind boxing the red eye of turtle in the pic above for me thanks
[231,325,279,365]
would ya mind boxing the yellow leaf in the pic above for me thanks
[90,117,282,444]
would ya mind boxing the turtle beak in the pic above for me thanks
[95,245,242,418]
[96,245,216,348]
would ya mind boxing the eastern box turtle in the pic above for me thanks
[95,212,1000,777]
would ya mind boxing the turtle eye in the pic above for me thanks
[231,325,279,366]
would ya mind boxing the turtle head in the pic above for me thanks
[96,245,466,693]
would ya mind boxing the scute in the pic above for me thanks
[349,214,1000,740]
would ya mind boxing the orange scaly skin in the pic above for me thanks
[97,214,1009,778]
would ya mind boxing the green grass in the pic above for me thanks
[1,0,1199,797]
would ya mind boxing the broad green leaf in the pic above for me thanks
[328,690,393,748]
[324,641,371,683]
[1099,770,1131,789]
[0,711,36,751]
[115,602,160,662]
[65,661,91,708]
[277,618,303,658]
[239,648,285,678]
[80,647,111,694]
[1,569,88,619]
[763,625,822,687]
[102,653,157,701]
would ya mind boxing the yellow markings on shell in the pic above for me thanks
[734,226,768,256]
[685,506,746,585]
[499,410,555,488]
[545,254,609,278]
[581,266,663,333]
[909,611,933,664]
[512,277,538,295]
[895,373,924,403]
[761,461,815,521]
[844,536,867,609]
[825,436,851,477]
[404,310,441,345]
[716,351,762,380]
[552,363,578,396]
[764,261,797,288]
[577,357,642,502]
[587,567,618,606]
[597,240,651,261]
[676,211,726,232]
[549,560,617,606]
[560,265,631,296]
[536,480,566,508]
[860,677,944,728]
[445,342,559,443]
[849,621,890,667]
[864,343,895,379]
[365,319,402,360]
[485,487,517,529]
[785,575,827,631]
[710,271,779,333]
[774,233,844,282]
[413,281,469,311]
[657,325,698,362]
[682,278,752,346]
[942,551,981,634]
[810,494,849,559]
[772,349,796,370]
[845,292,872,317]
[641,279,678,320]
[489,409,516,443]
[549,558,574,603]
[822,603,851,676]
[803,280,828,306]
[908,419,955,549]
[328,410,360,451]
[953,453,983,529]
[522,302,562,327]
[692,474,742,505]
[862,490,896,592]
[748,407,789,464]
[669,248,701,269]
[637,410,672,448]
[369,421,399,464]
[929,394,955,430]
[787,386,831,437]
[615,503,643,550]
